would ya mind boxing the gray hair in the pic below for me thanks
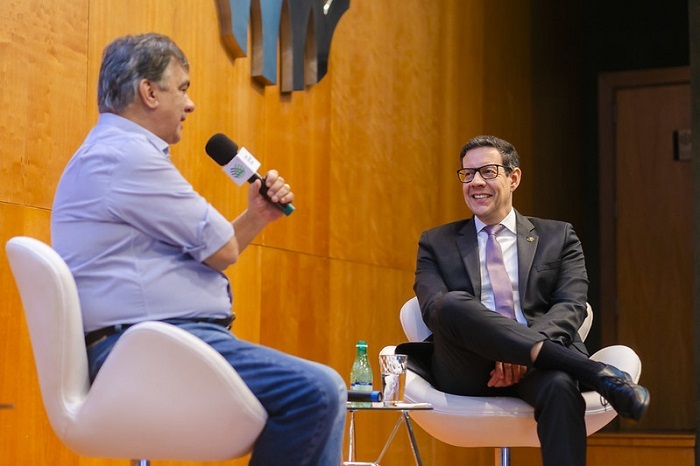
[459,135,520,169]
[97,33,189,114]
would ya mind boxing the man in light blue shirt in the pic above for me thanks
[51,33,345,466]
[52,112,235,332]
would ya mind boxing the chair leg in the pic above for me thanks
[494,447,510,466]
[130,460,149,466]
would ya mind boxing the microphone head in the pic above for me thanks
[205,133,239,166]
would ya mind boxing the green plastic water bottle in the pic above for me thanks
[350,340,373,392]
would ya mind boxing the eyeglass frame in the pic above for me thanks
[456,164,513,183]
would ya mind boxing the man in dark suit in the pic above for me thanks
[412,135,648,466]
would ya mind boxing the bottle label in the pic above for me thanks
[350,382,373,391]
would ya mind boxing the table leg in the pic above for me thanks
[374,416,404,464]
[348,410,356,462]
[344,408,427,466]
[402,411,424,466]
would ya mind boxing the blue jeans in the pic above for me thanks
[88,321,347,466]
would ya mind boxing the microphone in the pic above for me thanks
[205,133,295,216]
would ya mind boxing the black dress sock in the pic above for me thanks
[533,340,606,389]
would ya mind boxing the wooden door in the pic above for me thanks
[599,67,693,431]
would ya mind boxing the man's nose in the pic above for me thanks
[471,171,487,184]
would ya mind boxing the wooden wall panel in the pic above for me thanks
[259,248,331,361]
[0,204,63,464]
[512,434,695,466]
[329,0,449,270]
[226,244,263,344]
[0,0,88,209]
[326,259,414,379]
[260,77,332,256]
[586,433,695,466]
[0,0,548,465]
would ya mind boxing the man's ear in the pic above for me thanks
[137,79,158,109]
[509,167,522,191]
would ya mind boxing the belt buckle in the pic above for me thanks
[86,334,108,348]
[223,314,234,329]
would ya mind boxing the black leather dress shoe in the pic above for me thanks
[597,365,650,422]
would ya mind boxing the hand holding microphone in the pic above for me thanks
[205,133,295,216]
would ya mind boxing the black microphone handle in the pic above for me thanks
[247,173,295,216]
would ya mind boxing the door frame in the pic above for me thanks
[597,66,690,345]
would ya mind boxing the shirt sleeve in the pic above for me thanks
[106,138,234,263]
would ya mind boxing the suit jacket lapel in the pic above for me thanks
[456,218,481,298]
[516,212,538,304]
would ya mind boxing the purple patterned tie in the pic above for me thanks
[484,224,516,320]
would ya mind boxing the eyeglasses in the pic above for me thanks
[456,164,511,183]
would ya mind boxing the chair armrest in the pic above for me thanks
[589,344,642,383]
[578,303,594,341]
[400,297,432,341]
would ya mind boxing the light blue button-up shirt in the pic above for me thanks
[51,113,235,332]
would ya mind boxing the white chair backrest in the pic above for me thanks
[400,296,593,342]
[400,297,432,341]
[6,237,91,433]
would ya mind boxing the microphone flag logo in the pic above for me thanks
[229,164,247,180]
[221,147,261,186]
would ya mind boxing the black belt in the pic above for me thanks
[85,315,234,347]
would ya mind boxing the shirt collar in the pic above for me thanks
[98,112,171,156]
[475,208,517,234]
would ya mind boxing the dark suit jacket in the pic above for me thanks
[413,210,590,355]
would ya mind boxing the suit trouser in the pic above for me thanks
[430,292,587,466]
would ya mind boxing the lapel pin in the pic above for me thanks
[527,236,535,242]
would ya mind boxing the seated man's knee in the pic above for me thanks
[435,292,479,327]
[307,364,346,418]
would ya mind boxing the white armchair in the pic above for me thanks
[6,236,268,465]
[391,297,642,465]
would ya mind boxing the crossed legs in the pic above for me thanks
[430,292,588,466]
